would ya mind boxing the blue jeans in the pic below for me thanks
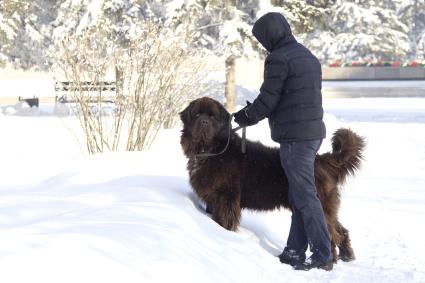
[280,139,331,262]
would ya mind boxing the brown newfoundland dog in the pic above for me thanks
[180,97,365,262]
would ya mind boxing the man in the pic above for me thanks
[233,12,332,271]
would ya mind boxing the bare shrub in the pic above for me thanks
[52,22,208,154]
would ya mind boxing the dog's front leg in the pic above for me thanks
[205,203,213,215]
[210,192,241,231]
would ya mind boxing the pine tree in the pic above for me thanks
[165,0,261,111]
[274,0,409,63]
[209,1,259,111]
[13,0,59,69]
[0,0,30,66]
[273,0,329,35]
[398,0,425,59]
[266,1,336,63]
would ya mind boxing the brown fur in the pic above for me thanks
[180,97,365,262]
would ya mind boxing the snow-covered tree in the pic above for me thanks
[0,0,58,69]
[272,0,329,34]
[0,0,30,67]
[166,0,261,111]
[208,1,260,111]
[271,0,410,63]
[1,0,421,70]
[12,0,58,69]
[398,0,425,59]
[328,0,408,62]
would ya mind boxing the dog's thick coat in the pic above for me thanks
[180,97,365,262]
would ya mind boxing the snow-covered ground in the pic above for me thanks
[1,96,425,283]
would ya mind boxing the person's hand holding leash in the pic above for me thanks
[233,101,257,127]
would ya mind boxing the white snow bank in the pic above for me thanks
[1,98,425,282]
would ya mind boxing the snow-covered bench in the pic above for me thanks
[54,81,116,103]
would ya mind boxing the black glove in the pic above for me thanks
[233,101,257,127]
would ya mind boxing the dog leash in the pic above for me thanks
[194,114,246,159]
[234,125,247,154]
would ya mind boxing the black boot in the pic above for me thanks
[278,250,306,266]
[293,257,333,271]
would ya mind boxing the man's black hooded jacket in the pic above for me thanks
[246,12,326,142]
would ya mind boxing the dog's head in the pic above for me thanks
[180,97,231,157]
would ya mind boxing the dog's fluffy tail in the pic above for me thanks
[329,128,365,184]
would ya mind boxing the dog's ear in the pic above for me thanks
[179,102,192,126]
[219,103,231,124]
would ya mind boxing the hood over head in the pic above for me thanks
[252,12,296,52]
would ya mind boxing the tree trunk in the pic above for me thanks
[115,66,124,98]
[412,0,419,56]
[225,55,236,112]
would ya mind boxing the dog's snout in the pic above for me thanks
[200,117,209,127]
